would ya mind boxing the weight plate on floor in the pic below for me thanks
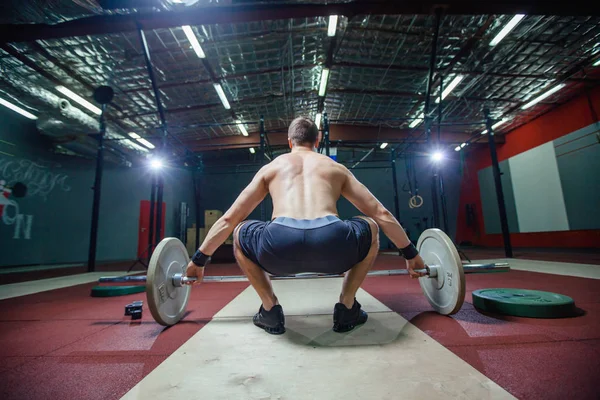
[90,285,146,297]
[417,228,465,315]
[147,237,191,326]
[472,288,577,318]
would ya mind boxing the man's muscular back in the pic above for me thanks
[265,149,345,220]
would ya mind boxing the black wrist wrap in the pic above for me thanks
[192,250,211,267]
[401,243,419,260]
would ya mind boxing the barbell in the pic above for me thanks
[98,228,510,326]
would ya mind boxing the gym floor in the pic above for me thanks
[0,253,598,400]
[1,3,600,400]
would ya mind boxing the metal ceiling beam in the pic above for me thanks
[121,63,318,95]
[1,2,595,44]
[185,123,504,152]
[333,62,595,83]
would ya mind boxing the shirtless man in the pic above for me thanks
[186,117,427,334]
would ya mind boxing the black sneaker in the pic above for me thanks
[333,299,368,333]
[253,304,286,335]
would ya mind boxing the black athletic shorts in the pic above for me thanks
[237,215,373,276]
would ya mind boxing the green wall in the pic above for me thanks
[197,150,463,249]
[0,108,196,267]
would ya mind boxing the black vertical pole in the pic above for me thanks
[437,75,448,232]
[260,115,266,221]
[324,113,330,157]
[484,109,513,258]
[391,148,402,254]
[438,76,443,143]
[147,174,156,260]
[424,9,442,229]
[423,8,442,143]
[193,168,201,249]
[87,104,107,272]
[431,167,440,228]
[138,24,169,249]
[155,176,164,247]
[439,170,449,233]
[390,149,400,221]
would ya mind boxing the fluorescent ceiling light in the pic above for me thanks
[593,58,600,67]
[0,97,37,120]
[137,138,156,149]
[56,86,101,115]
[213,83,231,109]
[182,25,206,58]
[315,112,322,129]
[319,68,330,97]
[380,142,388,149]
[236,120,248,136]
[124,139,150,153]
[490,14,526,47]
[521,84,566,110]
[328,15,338,37]
[460,143,467,148]
[249,147,255,154]
[127,132,155,149]
[435,75,464,103]
[409,113,424,128]
[481,118,509,135]
[454,146,461,152]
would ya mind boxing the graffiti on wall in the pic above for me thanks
[0,158,71,200]
[0,157,71,240]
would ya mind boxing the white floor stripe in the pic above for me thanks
[122,279,514,400]
[0,271,141,300]
[472,258,600,280]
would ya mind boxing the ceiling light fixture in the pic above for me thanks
[236,120,249,136]
[182,25,206,58]
[521,84,566,110]
[137,138,156,149]
[128,132,155,149]
[481,118,509,135]
[490,14,526,47]
[213,83,231,110]
[0,97,37,120]
[328,15,338,37]
[409,113,424,128]
[56,86,101,115]
[435,75,464,103]
[319,68,330,97]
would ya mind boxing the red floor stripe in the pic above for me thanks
[362,259,600,400]
[0,280,248,400]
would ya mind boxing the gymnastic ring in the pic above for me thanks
[409,195,423,208]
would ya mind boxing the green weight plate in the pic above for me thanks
[472,288,576,318]
[90,285,146,297]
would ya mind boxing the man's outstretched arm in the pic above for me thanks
[340,167,411,250]
[198,166,269,256]
[340,167,426,278]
